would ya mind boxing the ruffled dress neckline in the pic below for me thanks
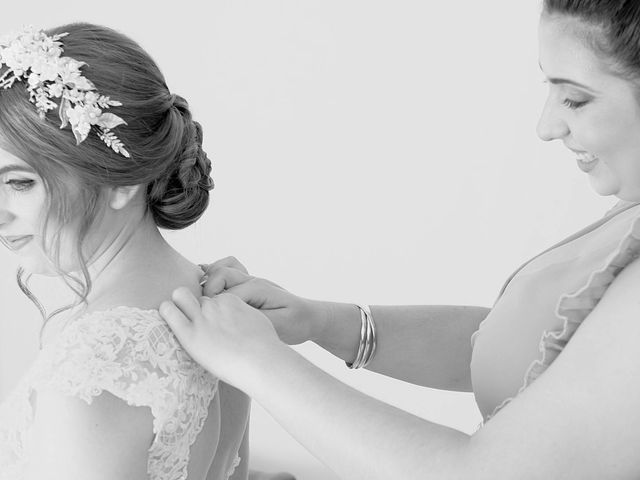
[471,201,640,421]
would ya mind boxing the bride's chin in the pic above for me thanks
[18,259,59,276]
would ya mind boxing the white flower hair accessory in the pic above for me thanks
[0,25,130,158]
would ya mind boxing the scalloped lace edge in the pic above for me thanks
[226,454,242,479]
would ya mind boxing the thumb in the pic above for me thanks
[159,300,193,338]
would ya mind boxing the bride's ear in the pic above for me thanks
[107,185,144,210]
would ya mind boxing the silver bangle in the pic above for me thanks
[347,305,367,368]
[346,304,377,369]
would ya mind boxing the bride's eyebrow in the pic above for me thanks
[0,164,36,176]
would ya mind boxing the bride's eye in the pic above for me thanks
[5,178,35,192]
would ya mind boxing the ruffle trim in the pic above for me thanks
[487,213,640,420]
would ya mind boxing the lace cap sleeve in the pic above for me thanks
[33,306,219,480]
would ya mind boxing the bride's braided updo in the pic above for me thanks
[148,93,214,230]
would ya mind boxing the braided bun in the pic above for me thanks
[147,94,214,230]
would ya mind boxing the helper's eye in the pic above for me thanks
[563,98,589,110]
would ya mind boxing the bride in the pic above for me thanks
[0,23,253,480]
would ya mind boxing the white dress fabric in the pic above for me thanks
[0,306,240,480]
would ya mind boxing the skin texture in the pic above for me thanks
[160,14,640,480]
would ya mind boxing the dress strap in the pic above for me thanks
[493,201,640,305]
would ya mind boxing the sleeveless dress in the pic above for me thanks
[471,200,640,422]
[0,306,242,480]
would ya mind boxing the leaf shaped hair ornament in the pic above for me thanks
[0,26,130,158]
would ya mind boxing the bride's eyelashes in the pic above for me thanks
[4,178,35,192]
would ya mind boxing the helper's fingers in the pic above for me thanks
[202,256,249,275]
[203,267,253,297]
[263,278,286,291]
[210,291,245,309]
[198,295,217,316]
[159,300,192,333]
[171,286,205,320]
[225,280,274,309]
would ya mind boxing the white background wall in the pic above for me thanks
[0,1,616,479]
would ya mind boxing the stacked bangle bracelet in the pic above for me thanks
[346,304,377,369]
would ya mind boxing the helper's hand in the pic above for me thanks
[160,287,285,389]
[200,257,329,345]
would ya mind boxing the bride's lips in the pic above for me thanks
[3,235,33,251]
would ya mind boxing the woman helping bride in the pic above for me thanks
[0,23,280,480]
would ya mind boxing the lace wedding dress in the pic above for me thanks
[0,306,242,480]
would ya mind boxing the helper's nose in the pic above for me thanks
[536,95,569,142]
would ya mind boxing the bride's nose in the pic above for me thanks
[0,199,15,231]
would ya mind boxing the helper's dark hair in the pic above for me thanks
[0,23,214,330]
[543,0,640,81]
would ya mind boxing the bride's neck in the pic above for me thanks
[83,210,187,305]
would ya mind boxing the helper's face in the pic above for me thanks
[537,15,640,201]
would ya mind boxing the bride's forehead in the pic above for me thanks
[0,147,30,169]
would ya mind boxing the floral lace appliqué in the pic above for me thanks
[226,455,241,478]
[0,307,218,480]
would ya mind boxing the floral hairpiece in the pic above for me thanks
[0,26,130,158]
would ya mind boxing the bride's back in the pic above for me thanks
[77,249,251,480]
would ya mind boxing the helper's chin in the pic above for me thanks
[587,175,622,199]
